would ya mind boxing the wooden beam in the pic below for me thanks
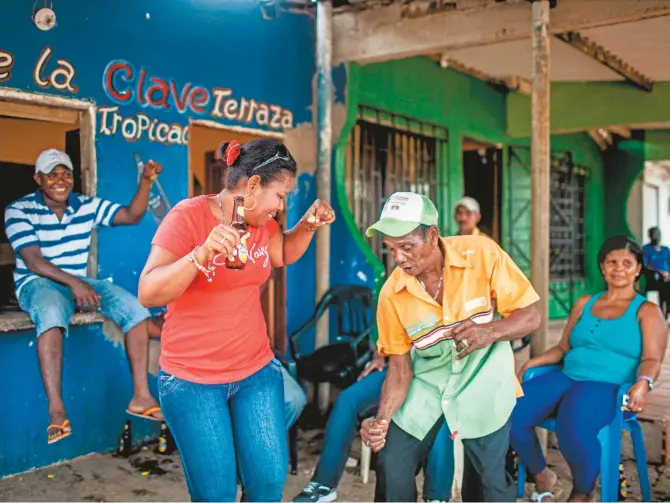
[439,55,531,95]
[333,0,670,64]
[609,125,632,138]
[555,31,653,92]
[587,129,609,150]
[0,100,79,124]
[530,0,551,359]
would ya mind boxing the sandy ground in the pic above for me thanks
[0,427,668,502]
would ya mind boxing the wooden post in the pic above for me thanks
[315,0,333,413]
[530,0,551,359]
[531,0,551,456]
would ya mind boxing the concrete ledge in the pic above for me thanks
[0,312,105,333]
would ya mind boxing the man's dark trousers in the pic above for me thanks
[375,417,515,502]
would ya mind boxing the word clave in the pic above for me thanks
[103,60,294,130]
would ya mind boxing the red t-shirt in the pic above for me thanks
[151,195,278,384]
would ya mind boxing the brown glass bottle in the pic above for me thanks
[226,196,248,270]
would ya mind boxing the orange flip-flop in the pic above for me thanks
[47,419,72,445]
[126,406,162,421]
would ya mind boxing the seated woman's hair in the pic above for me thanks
[220,138,297,189]
[597,235,643,266]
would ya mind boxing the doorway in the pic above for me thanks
[462,138,503,242]
[188,123,287,353]
[0,92,96,315]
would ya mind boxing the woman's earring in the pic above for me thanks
[244,193,258,211]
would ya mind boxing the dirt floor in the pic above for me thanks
[0,427,668,502]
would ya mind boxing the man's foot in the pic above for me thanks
[47,410,72,444]
[126,396,163,421]
[532,468,557,502]
[293,482,337,502]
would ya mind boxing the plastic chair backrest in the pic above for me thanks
[288,284,375,360]
[316,284,374,342]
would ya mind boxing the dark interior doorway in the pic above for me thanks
[462,138,503,242]
[0,116,80,311]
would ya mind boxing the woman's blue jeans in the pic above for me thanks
[158,359,288,502]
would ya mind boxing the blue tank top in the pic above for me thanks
[562,292,646,385]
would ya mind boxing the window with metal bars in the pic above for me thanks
[549,152,587,281]
[344,105,448,273]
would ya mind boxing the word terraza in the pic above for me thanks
[102,60,294,130]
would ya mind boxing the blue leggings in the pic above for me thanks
[509,371,618,494]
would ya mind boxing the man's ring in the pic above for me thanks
[462,339,469,349]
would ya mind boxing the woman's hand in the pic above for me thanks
[517,357,541,381]
[358,353,386,381]
[300,200,336,231]
[197,224,243,263]
[626,380,649,413]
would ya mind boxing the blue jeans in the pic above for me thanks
[510,371,618,494]
[312,369,454,500]
[158,359,288,502]
[281,366,306,429]
[18,277,150,337]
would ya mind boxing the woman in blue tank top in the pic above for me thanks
[510,236,667,502]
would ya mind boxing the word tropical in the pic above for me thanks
[102,59,294,130]
[0,47,78,93]
[98,106,189,146]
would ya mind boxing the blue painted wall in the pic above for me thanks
[0,0,333,477]
[0,324,158,477]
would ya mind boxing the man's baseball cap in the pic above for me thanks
[454,196,480,213]
[366,192,439,238]
[35,149,73,175]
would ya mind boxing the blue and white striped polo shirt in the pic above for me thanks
[4,191,121,295]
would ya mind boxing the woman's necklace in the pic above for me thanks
[418,274,443,302]
[216,193,227,225]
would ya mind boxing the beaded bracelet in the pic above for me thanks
[300,218,318,233]
[188,246,215,282]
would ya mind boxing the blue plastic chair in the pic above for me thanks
[516,365,651,502]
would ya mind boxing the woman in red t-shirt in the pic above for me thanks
[138,138,334,502]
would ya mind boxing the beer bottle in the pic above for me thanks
[226,196,248,270]
[117,419,132,457]
[156,421,177,455]
[618,462,628,501]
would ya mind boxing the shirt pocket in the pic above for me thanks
[415,339,451,360]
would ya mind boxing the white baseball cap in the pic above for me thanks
[366,192,439,237]
[454,196,480,213]
[35,149,73,175]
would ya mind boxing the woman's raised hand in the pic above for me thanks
[300,199,336,231]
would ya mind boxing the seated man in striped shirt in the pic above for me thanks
[5,148,164,444]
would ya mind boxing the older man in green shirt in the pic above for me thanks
[361,192,540,502]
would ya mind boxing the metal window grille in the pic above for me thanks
[549,152,587,281]
[344,105,448,273]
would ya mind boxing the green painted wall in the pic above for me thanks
[646,130,670,161]
[354,57,508,232]
[507,133,606,317]
[336,57,607,319]
[602,129,670,243]
[508,82,670,138]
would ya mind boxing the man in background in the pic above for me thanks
[643,226,670,318]
[453,197,486,237]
